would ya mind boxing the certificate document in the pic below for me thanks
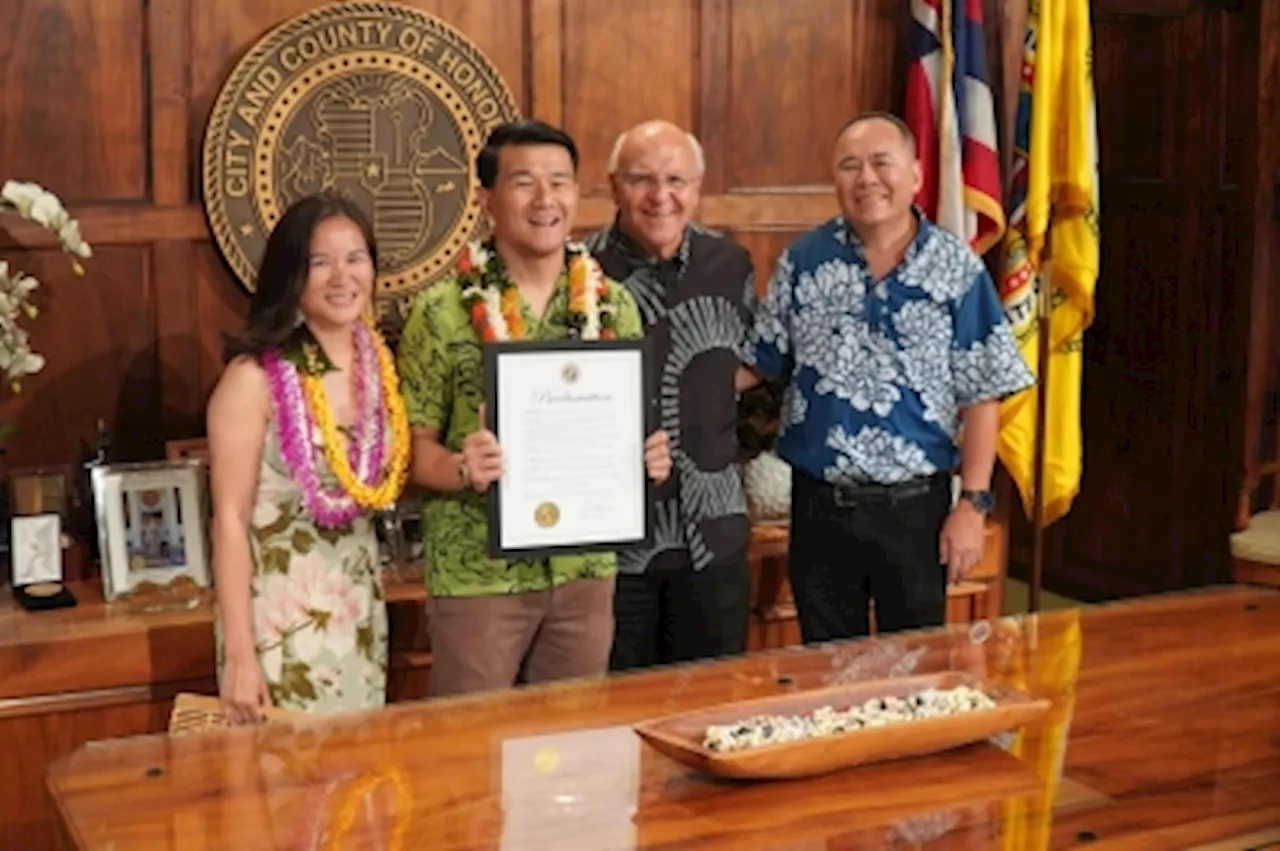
[484,339,653,559]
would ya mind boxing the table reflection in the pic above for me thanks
[44,587,1280,850]
[500,725,640,850]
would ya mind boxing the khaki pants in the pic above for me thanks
[428,577,615,698]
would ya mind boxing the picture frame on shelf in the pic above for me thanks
[11,513,77,611]
[12,513,62,586]
[91,460,210,602]
[8,466,72,518]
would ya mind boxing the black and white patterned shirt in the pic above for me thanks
[585,221,755,573]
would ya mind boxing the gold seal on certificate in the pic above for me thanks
[534,501,561,528]
[483,339,654,559]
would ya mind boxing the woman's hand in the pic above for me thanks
[220,654,273,725]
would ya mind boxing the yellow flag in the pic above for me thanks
[997,0,1100,524]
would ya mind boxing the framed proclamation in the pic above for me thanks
[483,338,655,560]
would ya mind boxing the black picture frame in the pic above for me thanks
[482,337,656,560]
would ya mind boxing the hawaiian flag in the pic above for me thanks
[904,0,1005,255]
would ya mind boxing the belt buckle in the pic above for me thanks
[832,483,861,508]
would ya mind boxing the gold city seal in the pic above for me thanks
[534,501,560,529]
[201,1,519,320]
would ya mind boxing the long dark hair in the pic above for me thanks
[223,192,378,361]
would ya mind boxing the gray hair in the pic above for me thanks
[606,128,706,176]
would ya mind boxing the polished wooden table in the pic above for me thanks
[46,585,1280,849]
[0,577,431,849]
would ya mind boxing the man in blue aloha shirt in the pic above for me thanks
[739,111,1034,642]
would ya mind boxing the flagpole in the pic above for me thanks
[1029,269,1053,613]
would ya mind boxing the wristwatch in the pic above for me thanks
[959,489,995,515]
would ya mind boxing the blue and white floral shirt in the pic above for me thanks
[744,214,1034,485]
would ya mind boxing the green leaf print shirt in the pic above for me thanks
[396,269,644,597]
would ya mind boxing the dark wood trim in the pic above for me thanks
[0,678,215,721]
[1237,0,1280,527]
[698,0,731,196]
[0,195,843,250]
[147,0,192,206]
[529,0,564,126]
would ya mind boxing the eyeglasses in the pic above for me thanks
[616,172,697,192]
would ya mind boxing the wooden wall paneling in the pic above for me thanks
[529,0,564,125]
[1007,4,1243,598]
[562,0,698,195]
[1073,8,1199,594]
[149,0,203,441]
[724,0,897,191]
[1194,7,1251,582]
[188,0,369,181]
[698,0,732,196]
[414,0,527,111]
[0,0,147,204]
[0,206,207,249]
[154,241,205,440]
[1013,3,1258,598]
[148,0,192,207]
[1238,0,1280,526]
[1096,0,1195,15]
[734,231,797,300]
[0,248,157,467]
[1164,7,1220,586]
[855,0,909,114]
[192,242,250,414]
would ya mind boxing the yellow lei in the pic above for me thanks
[301,318,410,511]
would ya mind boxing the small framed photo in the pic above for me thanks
[91,460,210,601]
[12,513,63,586]
[9,466,71,518]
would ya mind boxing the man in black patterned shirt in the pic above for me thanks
[585,120,756,670]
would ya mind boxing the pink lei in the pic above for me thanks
[262,323,387,528]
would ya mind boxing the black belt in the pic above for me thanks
[810,472,949,508]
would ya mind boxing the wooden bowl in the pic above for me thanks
[632,671,1050,780]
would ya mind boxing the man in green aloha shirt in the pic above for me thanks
[397,119,673,697]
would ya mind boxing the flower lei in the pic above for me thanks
[262,317,410,528]
[457,239,618,341]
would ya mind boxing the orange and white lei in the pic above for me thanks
[457,240,618,341]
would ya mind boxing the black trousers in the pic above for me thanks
[788,469,952,643]
[609,551,751,671]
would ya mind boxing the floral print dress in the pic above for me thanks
[216,425,388,713]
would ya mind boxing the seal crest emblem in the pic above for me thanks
[201,2,519,319]
[534,501,561,529]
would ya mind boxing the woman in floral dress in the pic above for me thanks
[207,193,410,722]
